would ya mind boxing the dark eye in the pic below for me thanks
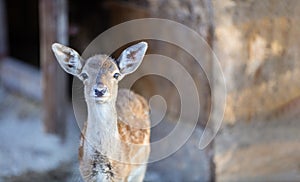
[113,73,120,79]
[81,73,88,80]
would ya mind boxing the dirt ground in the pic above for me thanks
[0,86,212,182]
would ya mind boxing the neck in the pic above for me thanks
[85,98,119,153]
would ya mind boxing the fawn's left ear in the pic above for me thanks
[52,43,85,78]
[116,42,148,76]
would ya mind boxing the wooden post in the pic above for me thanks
[39,0,68,139]
[0,0,8,59]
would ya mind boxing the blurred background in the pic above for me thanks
[0,0,299,181]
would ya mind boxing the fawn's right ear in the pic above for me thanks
[52,43,85,77]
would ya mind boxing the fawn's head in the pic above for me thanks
[52,42,147,104]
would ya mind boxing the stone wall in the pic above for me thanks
[145,0,213,126]
[213,0,300,124]
[213,0,300,181]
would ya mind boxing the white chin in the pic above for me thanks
[94,97,109,103]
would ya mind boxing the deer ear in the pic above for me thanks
[117,42,147,76]
[52,43,85,77]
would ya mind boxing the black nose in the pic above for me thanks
[94,87,107,97]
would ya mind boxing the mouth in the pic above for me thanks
[93,96,110,103]
[88,92,111,103]
[85,96,109,104]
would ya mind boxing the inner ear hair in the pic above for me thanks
[52,43,85,77]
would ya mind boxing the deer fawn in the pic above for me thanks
[52,42,150,182]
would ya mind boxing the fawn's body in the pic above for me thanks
[52,43,150,182]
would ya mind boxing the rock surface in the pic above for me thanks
[215,109,300,181]
[213,0,300,123]
[213,1,300,181]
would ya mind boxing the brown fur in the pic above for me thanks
[117,89,150,145]
[78,89,150,181]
